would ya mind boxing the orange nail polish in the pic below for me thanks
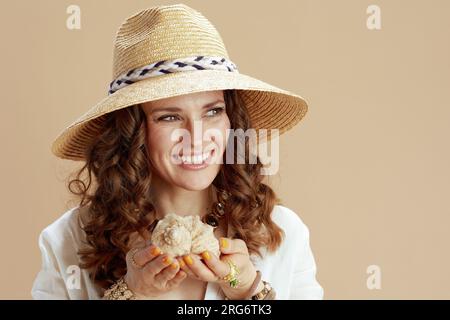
[178,259,186,268]
[220,238,228,249]
[162,256,172,265]
[170,262,178,270]
[201,251,211,261]
[150,246,161,256]
[183,255,194,265]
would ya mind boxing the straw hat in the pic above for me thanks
[51,3,309,161]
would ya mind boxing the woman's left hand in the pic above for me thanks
[178,237,260,299]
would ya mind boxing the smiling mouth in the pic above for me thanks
[178,149,214,165]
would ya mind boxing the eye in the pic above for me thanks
[157,114,180,122]
[205,106,225,117]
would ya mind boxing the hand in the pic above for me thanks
[123,243,187,298]
[179,237,262,300]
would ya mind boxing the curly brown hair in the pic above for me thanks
[68,89,285,290]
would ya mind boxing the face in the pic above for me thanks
[141,90,230,191]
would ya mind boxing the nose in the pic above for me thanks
[184,118,207,154]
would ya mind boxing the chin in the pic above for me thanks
[174,167,220,191]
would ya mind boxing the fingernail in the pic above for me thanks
[162,256,172,265]
[150,246,161,256]
[178,258,186,268]
[170,262,178,270]
[201,251,211,261]
[183,255,194,265]
[220,238,228,249]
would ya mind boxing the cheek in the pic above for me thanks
[202,116,231,162]
[221,116,231,148]
[213,115,231,145]
[146,126,174,160]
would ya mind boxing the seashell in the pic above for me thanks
[150,213,191,257]
[150,213,220,257]
[191,223,220,257]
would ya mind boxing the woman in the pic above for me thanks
[31,3,324,300]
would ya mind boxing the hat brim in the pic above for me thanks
[51,70,308,160]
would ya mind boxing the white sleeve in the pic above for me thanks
[31,229,70,300]
[289,222,324,300]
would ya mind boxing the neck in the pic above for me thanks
[149,174,216,220]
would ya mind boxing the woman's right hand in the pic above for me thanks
[124,243,187,298]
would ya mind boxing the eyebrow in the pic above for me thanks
[150,99,225,114]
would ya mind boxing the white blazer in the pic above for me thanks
[31,205,324,300]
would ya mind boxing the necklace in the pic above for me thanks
[201,188,230,228]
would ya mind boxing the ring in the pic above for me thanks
[221,259,240,288]
[129,248,144,269]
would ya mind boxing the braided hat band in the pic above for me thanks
[109,56,238,95]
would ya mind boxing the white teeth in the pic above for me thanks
[181,151,211,164]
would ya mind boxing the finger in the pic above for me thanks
[182,254,217,281]
[219,237,248,255]
[166,270,187,290]
[143,253,174,277]
[154,259,180,284]
[200,250,230,280]
[178,257,198,280]
[128,243,163,268]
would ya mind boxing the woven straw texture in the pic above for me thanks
[51,3,308,160]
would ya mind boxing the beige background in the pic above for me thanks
[1,0,449,299]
